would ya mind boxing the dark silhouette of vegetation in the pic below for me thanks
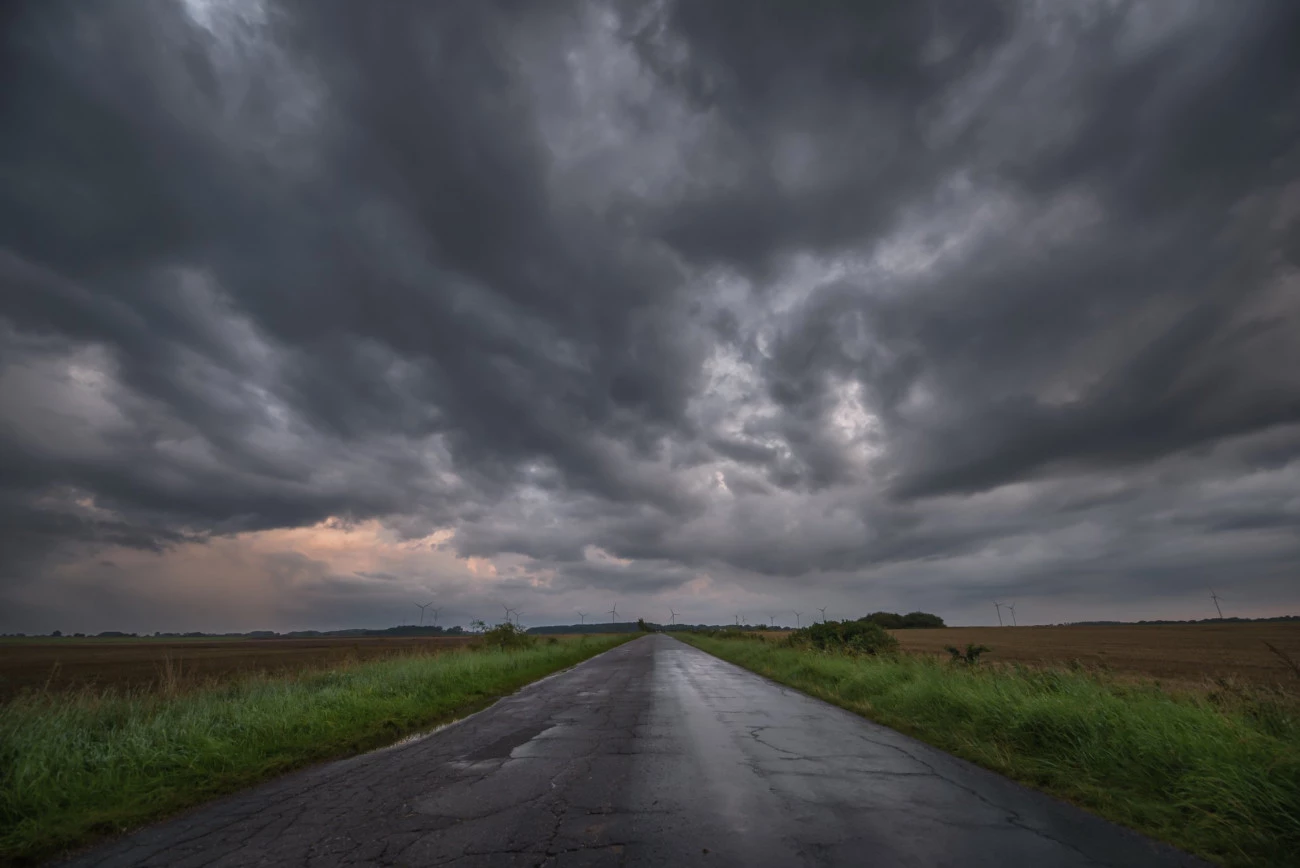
[525,622,645,634]
[1264,642,1300,680]
[477,622,535,650]
[856,611,946,629]
[1064,615,1299,626]
[945,643,991,665]
[785,621,899,655]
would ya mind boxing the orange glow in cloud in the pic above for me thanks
[465,557,498,577]
[35,518,524,629]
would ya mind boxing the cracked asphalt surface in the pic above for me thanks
[62,635,1208,867]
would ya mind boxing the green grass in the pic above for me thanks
[681,635,1300,868]
[0,635,630,865]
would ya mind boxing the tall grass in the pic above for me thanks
[682,636,1300,868]
[0,636,629,865]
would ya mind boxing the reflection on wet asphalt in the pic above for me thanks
[63,635,1208,867]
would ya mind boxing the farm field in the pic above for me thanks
[0,636,481,700]
[887,623,1300,687]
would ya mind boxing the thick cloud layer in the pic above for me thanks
[2,0,1298,631]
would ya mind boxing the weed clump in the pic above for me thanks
[945,643,991,665]
[785,620,900,656]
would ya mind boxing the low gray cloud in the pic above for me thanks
[2,0,1298,631]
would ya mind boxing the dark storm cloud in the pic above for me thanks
[639,0,1300,499]
[2,0,1298,629]
[626,0,1013,270]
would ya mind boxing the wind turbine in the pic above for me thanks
[993,602,1004,627]
[669,608,679,626]
[429,606,441,628]
[502,604,518,625]
[415,602,433,626]
[609,603,619,626]
[1210,590,1224,619]
[514,610,525,628]
[793,610,802,628]
[577,611,587,626]
[768,614,778,628]
[817,606,828,623]
[734,613,740,627]
[1007,603,1017,627]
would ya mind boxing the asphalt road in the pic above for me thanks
[64,635,1207,867]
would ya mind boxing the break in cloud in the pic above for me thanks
[2,0,1298,633]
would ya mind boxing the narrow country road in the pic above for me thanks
[63,635,1207,867]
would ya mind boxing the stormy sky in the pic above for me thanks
[2,0,1298,633]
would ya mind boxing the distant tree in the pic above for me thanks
[636,618,649,632]
[858,611,945,629]
[470,619,487,633]
[50,630,62,637]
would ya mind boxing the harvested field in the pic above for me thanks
[0,636,478,700]
[890,623,1300,687]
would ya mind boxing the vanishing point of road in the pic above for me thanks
[64,635,1207,867]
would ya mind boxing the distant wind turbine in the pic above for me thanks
[1210,590,1224,619]
[669,608,679,626]
[817,606,828,623]
[502,604,518,625]
[767,614,778,628]
[793,610,802,628]
[1007,603,1017,627]
[609,603,619,626]
[577,611,587,626]
[415,601,433,626]
[993,601,1004,627]
[429,606,441,628]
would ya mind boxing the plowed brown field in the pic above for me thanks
[0,636,478,699]
[891,623,1300,687]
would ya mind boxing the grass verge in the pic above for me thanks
[0,635,631,865]
[680,635,1300,868]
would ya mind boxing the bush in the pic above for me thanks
[785,620,900,655]
[478,622,535,650]
[946,643,991,665]
[901,611,946,628]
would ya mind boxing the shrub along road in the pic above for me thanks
[55,634,1208,867]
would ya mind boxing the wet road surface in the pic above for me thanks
[64,634,1207,867]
